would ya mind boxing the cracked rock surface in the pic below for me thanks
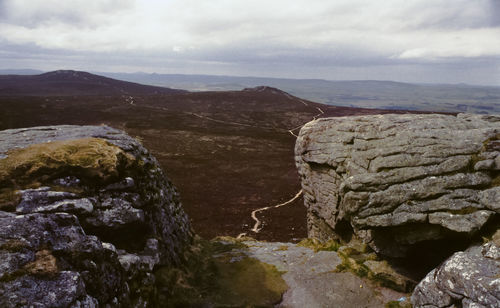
[411,239,500,308]
[295,114,500,257]
[0,125,193,307]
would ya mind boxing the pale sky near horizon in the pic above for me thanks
[0,0,499,85]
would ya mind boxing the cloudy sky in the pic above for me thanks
[0,0,499,85]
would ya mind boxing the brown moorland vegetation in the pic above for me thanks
[0,71,443,241]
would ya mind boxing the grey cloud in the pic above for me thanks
[380,1,499,30]
[0,0,498,86]
[0,0,134,28]
[488,0,500,26]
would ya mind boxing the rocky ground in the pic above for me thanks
[0,124,416,308]
[0,121,499,307]
[295,113,500,307]
[216,239,411,307]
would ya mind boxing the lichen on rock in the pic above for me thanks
[0,125,193,307]
[411,239,500,308]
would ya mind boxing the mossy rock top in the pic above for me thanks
[0,137,134,189]
[0,125,193,307]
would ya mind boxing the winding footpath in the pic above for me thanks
[239,97,326,236]
[140,94,325,237]
[288,106,324,137]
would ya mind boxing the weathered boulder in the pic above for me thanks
[0,125,193,307]
[295,114,500,257]
[411,239,500,308]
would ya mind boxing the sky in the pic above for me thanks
[0,0,499,85]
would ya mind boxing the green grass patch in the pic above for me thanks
[297,238,341,252]
[155,236,287,307]
[336,251,371,278]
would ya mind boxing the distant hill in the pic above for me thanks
[100,72,500,114]
[0,70,186,96]
[3,69,498,113]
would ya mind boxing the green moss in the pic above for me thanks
[212,254,287,307]
[297,238,341,252]
[155,237,217,307]
[336,251,371,278]
[155,236,287,307]
[336,250,412,292]
[211,236,250,253]
[0,138,135,189]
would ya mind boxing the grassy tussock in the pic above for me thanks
[0,138,134,187]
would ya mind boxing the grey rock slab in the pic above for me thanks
[19,198,94,215]
[479,187,500,212]
[428,210,495,233]
[296,114,500,257]
[85,202,145,228]
[0,271,87,308]
[235,241,407,308]
[16,187,78,214]
[0,211,127,307]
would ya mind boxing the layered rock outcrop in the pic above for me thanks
[295,114,500,257]
[0,125,193,307]
[411,237,500,308]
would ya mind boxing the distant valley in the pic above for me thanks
[100,71,500,114]
[2,69,499,114]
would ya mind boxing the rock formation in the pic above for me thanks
[411,236,500,308]
[295,113,500,257]
[0,125,193,307]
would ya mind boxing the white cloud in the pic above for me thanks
[0,0,498,83]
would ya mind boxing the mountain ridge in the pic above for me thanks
[0,70,186,96]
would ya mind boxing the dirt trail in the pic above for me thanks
[237,101,324,236]
[143,96,323,238]
[249,190,304,233]
[288,106,324,137]
[237,190,303,238]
